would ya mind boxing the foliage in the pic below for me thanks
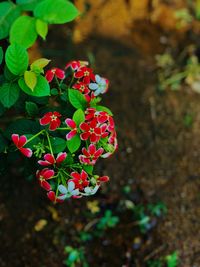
[0,1,117,203]
[147,252,179,267]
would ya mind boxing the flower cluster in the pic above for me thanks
[11,60,117,203]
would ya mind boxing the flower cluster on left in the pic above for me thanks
[8,60,117,203]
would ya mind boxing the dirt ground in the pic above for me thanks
[1,24,200,266]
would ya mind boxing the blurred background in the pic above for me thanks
[1,0,200,266]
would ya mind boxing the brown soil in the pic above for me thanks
[1,27,200,266]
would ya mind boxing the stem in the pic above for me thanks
[46,131,54,155]
[55,77,62,95]
[56,127,71,131]
[26,130,45,144]
[68,74,75,88]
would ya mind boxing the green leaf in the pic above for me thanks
[68,89,87,110]
[5,119,40,138]
[4,66,17,81]
[34,0,79,24]
[166,252,178,267]
[95,105,113,116]
[0,103,6,116]
[24,71,37,91]
[16,0,43,11]
[73,109,85,126]
[25,101,39,117]
[0,82,20,108]
[67,134,81,153]
[36,19,48,40]
[0,2,21,40]
[0,47,3,65]
[50,137,67,153]
[5,44,29,75]
[30,58,50,74]
[18,75,50,97]
[10,15,37,48]
[83,165,93,175]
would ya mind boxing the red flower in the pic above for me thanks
[45,68,65,82]
[65,60,89,71]
[80,119,102,143]
[38,152,67,166]
[69,170,89,191]
[40,112,61,131]
[47,191,64,203]
[12,134,32,158]
[65,118,77,140]
[73,82,90,95]
[79,144,103,165]
[97,175,110,184]
[36,168,54,191]
[74,66,95,84]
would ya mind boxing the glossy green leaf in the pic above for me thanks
[0,2,21,40]
[16,0,43,11]
[25,101,39,117]
[18,75,50,97]
[0,82,20,108]
[73,109,85,126]
[67,134,81,153]
[50,137,67,153]
[36,19,48,40]
[95,105,113,116]
[68,89,87,110]
[10,15,37,48]
[24,71,37,91]
[34,0,79,24]
[5,44,29,75]
[0,134,7,153]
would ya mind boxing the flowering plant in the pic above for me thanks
[0,1,117,203]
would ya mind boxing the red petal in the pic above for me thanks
[80,122,90,131]
[40,115,51,126]
[45,70,54,82]
[71,172,80,180]
[74,70,83,78]
[38,160,51,166]
[43,169,54,179]
[94,147,104,157]
[88,144,96,155]
[81,170,88,180]
[90,133,97,143]
[65,118,76,129]
[11,134,19,146]
[41,180,52,191]
[49,119,60,131]
[56,152,67,164]
[82,147,90,157]
[20,147,32,158]
[18,135,27,148]
[44,153,55,164]
[80,132,90,141]
[55,68,65,79]
[66,129,77,140]
[47,191,56,202]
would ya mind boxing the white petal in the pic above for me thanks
[57,194,67,200]
[68,181,75,192]
[95,74,101,83]
[89,83,98,90]
[58,185,68,194]
[72,189,80,196]
[94,89,101,96]
[84,187,92,194]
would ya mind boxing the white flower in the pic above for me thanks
[89,75,108,96]
[81,185,100,196]
[57,181,79,200]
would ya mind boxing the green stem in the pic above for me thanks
[55,77,62,95]
[56,127,71,131]
[26,130,45,145]
[46,131,54,155]
[68,74,75,89]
